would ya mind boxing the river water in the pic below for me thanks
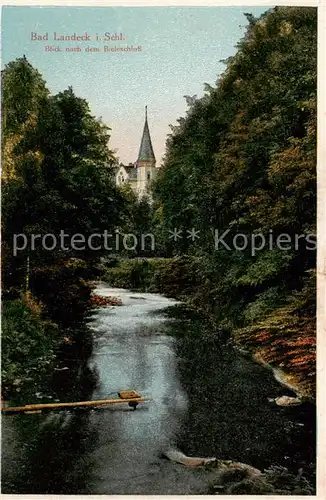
[1,284,315,494]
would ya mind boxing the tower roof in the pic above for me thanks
[137,106,156,164]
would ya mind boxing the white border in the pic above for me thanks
[1,1,324,499]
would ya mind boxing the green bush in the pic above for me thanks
[104,258,166,291]
[103,256,203,296]
[30,261,93,328]
[2,298,59,399]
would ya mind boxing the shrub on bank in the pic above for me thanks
[235,272,316,399]
[1,297,59,399]
[30,260,93,328]
[104,258,169,292]
[2,259,99,402]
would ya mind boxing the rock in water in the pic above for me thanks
[275,396,302,407]
[209,460,267,494]
[213,459,262,477]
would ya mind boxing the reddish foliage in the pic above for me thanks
[247,315,316,396]
[89,295,122,308]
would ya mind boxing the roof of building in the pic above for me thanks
[118,163,137,180]
[137,106,156,164]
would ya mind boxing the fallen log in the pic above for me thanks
[162,448,262,477]
[1,395,150,414]
[162,448,217,467]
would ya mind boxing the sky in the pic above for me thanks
[2,5,270,165]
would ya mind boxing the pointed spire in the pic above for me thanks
[137,106,156,165]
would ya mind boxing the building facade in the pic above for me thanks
[115,107,157,198]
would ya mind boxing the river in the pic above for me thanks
[1,283,315,494]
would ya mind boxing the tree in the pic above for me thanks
[153,6,316,328]
[2,58,124,290]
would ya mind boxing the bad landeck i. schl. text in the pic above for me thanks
[31,32,126,42]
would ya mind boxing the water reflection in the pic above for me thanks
[2,410,99,494]
[171,317,315,472]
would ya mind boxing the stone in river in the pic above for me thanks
[274,395,302,406]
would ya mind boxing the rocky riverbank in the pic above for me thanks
[163,448,314,495]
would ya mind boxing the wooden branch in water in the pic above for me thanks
[1,397,150,413]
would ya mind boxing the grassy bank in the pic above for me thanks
[1,259,99,404]
[104,257,315,400]
[2,295,59,401]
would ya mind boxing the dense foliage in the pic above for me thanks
[2,58,126,277]
[150,7,316,396]
[1,296,59,400]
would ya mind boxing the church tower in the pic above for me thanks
[136,106,156,197]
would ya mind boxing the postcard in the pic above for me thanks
[1,1,321,497]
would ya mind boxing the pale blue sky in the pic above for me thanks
[2,6,270,165]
